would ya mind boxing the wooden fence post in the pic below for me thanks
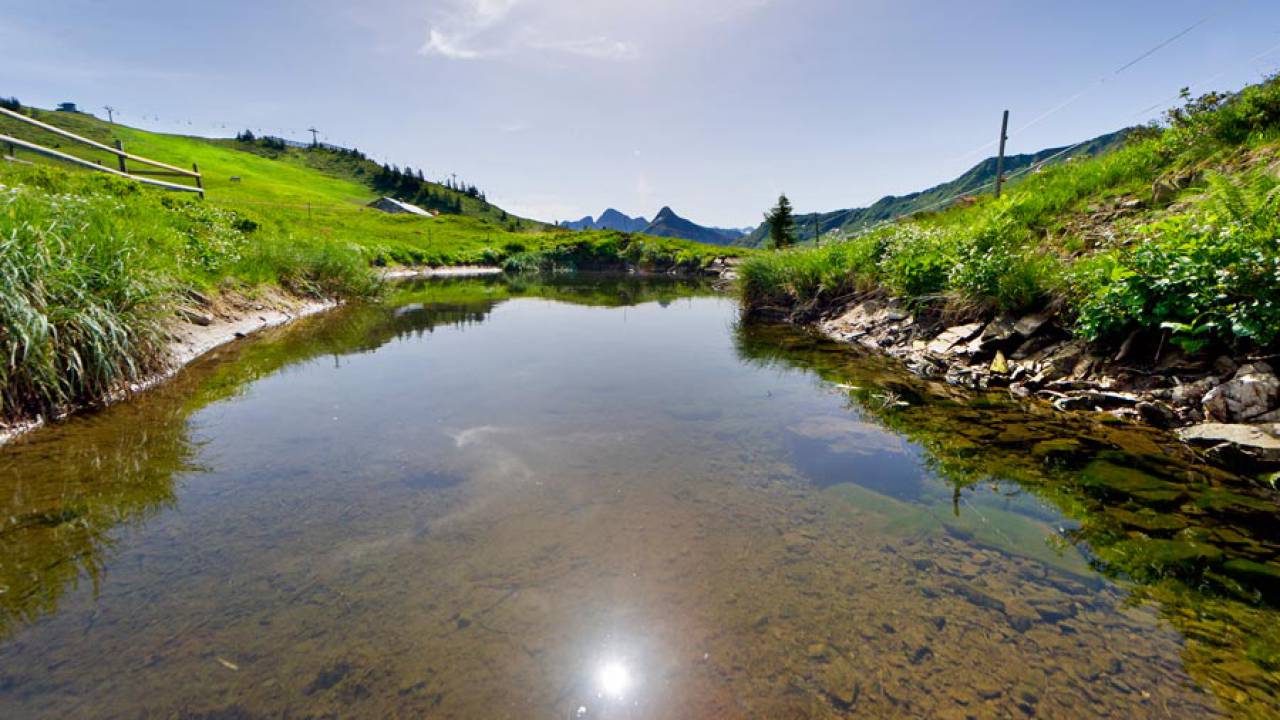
[192,163,204,199]
[114,140,128,173]
[995,110,1010,198]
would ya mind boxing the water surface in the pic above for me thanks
[1,275,1278,718]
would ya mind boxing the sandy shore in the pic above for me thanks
[0,292,337,446]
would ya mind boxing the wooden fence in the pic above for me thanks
[0,107,204,197]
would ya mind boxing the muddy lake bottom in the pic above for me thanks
[1,275,1279,718]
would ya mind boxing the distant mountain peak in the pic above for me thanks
[563,204,748,246]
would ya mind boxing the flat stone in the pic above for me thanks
[926,323,984,356]
[982,314,1018,343]
[1013,313,1050,337]
[1178,423,1280,466]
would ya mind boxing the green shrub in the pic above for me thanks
[1071,172,1280,351]
[877,225,955,297]
[948,217,1051,311]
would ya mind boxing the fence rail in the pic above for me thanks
[0,107,203,196]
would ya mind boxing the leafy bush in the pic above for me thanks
[948,217,1051,311]
[876,225,955,297]
[1071,172,1280,351]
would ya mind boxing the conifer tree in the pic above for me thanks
[764,194,796,249]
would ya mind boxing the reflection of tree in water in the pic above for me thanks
[0,274,718,643]
[734,321,1280,712]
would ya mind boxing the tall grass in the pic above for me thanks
[0,165,379,421]
[0,174,169,418]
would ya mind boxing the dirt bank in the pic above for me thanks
[0,289,336,446]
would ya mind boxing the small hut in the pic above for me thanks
[367,197,434,217]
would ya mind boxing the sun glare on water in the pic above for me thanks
[597,660,633,699]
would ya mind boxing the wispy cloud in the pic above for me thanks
[423,29,485,60]
[531,36,639,61]
[419,0,639,62]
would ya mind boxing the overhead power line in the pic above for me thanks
[950,2,1243,164]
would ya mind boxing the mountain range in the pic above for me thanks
[562,207,752,245]
[739,128,1131,247]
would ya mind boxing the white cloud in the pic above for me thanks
[419,0,640,62]
[490,193,583,224]
[531,36,639,61]
[423,29,484,60]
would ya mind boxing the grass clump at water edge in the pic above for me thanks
[0,164,379,421]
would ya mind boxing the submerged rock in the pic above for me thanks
[819,654,860,708]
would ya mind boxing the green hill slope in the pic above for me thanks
[741,129,1130,247]
[1,106,538,225]
[0,106,742,268]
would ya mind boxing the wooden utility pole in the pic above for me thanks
[994,110,1009,198]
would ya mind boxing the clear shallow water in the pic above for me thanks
[1,275,1279,718]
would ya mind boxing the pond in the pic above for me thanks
[1,275,1278,719]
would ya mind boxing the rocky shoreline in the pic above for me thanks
[803,293,1280,473]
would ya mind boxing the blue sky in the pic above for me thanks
[3,1,1280,226]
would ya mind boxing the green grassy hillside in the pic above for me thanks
[739,129,1130,248]
[0,107,744,268]
[741,75,1280,357]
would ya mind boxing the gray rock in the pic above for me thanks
[1013,313,1050,337]
[1136,401,1179,429]
[1152,178,1180,204]
[981,314,1019,344]
[179,308,214,327]
[1038,341,1087,381]
[1178,423,1280,466]
[925,323,984,356]
[1170,376,1221,408]
[1202,363,1280,422]
[1213,356,1240,376]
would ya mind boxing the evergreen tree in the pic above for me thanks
[764,194,796,249]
